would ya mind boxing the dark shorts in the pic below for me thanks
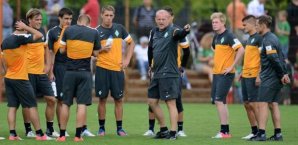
[257,85,282,103]
[95,67,125,100]
[53,63,67,100]
[149,76,183,113]
[148,77,180,101]
[5,78,37,108]
[62,71,92,106]
[211,74,235,104]
[241,77,259,102]
[29,74,54,97]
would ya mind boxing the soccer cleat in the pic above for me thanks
[143,130,155,136]
[81,129,95,137]
[97,128,105,136]
[117,129,127,136]
[8,136,23,141]
[154,130,169,139]
[267,133,283,141]
[73,137,83,142]
[242,133,255,140]
[56,136,66,142]
[249,133,266,141]
[65,131,70,137]
[212,132,232,139]
[46,129,60,138]
[0,137,5,140]
[26,131,36,138]
[165,133,177,140]
[177,130,187,137]
[36,135,54,141]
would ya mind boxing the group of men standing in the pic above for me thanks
[210,12,290,141]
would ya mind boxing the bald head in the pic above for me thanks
[77,14,91,26]
[155,10,171,30]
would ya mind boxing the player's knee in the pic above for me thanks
[45,97,56,106]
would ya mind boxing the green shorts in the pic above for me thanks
[148,77,179,101]
[241,77,259,102]
[95,67,125,100]
[211,74,235,104]
[5,78,37,108]
[62,71,92,106]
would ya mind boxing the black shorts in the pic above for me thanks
[95,67,125,100]
[53,63,67,100]
[62,71,92,106]
[29,74,54,97]
[148,77,179,101]
[241,77,258,102]
[211,74,235,104]
[5,78,37,108]
[257,85,282,103]
[149,76,183,113]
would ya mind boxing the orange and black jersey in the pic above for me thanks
[1,34,33,80]
[27,28,46,74]
[96,23,133,71]
[242,33,262,78]
[260,32,287,87]
[46,26,67,64]
[61,25,101,70]
[212,30,243,74]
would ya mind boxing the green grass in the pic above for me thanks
[0,103,297,145]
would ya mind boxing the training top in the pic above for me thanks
[46,26,67,64]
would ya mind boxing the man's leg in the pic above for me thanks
[114,98,125,135]
[244,102,258,133]
[29,107,47,139]
[59,104,70,138]
[144,107,155,136]
[166,99,178,138]
[268,102,283,140]
[75,104,86,140]
[252,102,268,141]
[215,101,230,134]
[98,98,107,135]
[8,107,19,139]
[44,96,56,136]
[22,108,34,137]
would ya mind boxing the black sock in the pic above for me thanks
[99,119,105,130]
[170,130,176,136]
[116,120,122,131]
[220,125,225,134]
[10,130,17,137]
[178,121,183,131]
[75,127,82,138]
[60,130,66,137]
[82,125,87,132]
[24,122,32,133]
[160,127,168,132]
[274,128,281,135]
[149,119,155,131]
[226,124,230,134]
[47,121,54,132]
[258,129,265,135]
[251,126,258,135]
[36,129,44,136]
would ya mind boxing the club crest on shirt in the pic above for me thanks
[220,37,224,43]
[164,32,168,38]
[265,45,272,51]
[115,30,119,37]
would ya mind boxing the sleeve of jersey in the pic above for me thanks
[93,30,101,50]
[179,37,190,49]
[120,25,132,44]
[60,30,67,49]
[265,41,287,78]
[18,34,33,45]
[230,35,242,50]
[46,31,54,50]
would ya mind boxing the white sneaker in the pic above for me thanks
[143,130,155,136]
[26,131,36,138]
[81,129,95,137]
[51,131,60,138]
[211,132,232,139]
[0,137,5,140]
[177,130,187,137]
[65,131,70,137]
[241,133,254,140]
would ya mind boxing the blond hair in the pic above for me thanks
[210,12,226,24]
[101,5,115,14]
[26,8,41,20]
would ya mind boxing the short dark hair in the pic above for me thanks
[242,15,256,22]
[257,15,272,27]
[162,6,174,16]
[58,8,73,18]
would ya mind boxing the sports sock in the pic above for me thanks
[149,119,155,131]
